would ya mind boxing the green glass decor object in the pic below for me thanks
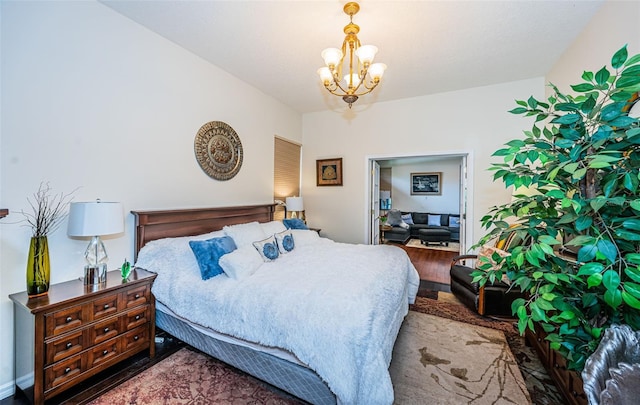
[121,258,131,280]
[26,236,50,297]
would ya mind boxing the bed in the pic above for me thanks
[132,204,420,405]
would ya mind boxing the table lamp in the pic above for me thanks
[286,196,305,221]
[67,201,124,285]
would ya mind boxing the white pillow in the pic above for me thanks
[253,235,280,262]
[290,229,320,247]
[261,220,287,236]
[428,214,441,226]
[274,229,295,254]
[223,222,266,248]
[219,246,263,280]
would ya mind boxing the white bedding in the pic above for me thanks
[136,232,419,405]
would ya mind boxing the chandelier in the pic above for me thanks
[317,2,386,108]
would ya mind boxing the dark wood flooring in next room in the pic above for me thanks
[394,242,459,293]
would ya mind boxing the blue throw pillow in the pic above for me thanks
[449,216,460,228]
[283,218,308,230]
[401,213,414,225]
[253,235,280,261]
[189,236,237,280]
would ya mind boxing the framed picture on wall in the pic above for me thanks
[316,158,343,186]
[410,172,441,195]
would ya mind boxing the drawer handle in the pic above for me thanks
[135,294,140,299]
[134,335,139,341]
[66,342,73,349]
[65,316,73,323]
[64,367,71,374]
[103,327,109,333]
[103,350,108,355]
[103,304,109,310]
[135,315,141,321]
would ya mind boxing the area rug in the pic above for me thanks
[87,348,299,404]
[88,297,562,405]
[390,311,530,404]
[407,238,460,253]
[411,295,565,405]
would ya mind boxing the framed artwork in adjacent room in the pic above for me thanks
[316,158,343,186]
[410,172,441,195]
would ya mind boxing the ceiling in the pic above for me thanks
[101,0,605,114]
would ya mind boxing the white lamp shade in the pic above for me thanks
[368,63,387,81]
[321,48,343,67]
[317,67,333,84]
[343,73,361,88]
[285,197,304,212]
[67,202,124,237]
[355,45,378,65]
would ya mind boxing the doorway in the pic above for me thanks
[366,152,472,254]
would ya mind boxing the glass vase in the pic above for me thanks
[26,236,50,297]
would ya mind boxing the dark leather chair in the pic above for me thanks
[450,254,523,316]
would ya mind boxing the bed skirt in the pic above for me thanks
[156,309,337,405]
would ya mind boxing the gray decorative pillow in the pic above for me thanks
[386,210,404,226]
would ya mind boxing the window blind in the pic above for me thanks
[274,137,301,220]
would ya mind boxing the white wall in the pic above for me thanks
[0,1,301,395]
[301,77,544,245]
[387,159,461,214]
[546,0,639,95]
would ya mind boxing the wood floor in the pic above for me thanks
[1,241,453,405]
[394,241,459,285]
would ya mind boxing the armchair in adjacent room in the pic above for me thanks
[449,232,526,317]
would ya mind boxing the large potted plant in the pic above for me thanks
[473,45,640,372]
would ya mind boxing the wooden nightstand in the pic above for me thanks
[9,268,157,405]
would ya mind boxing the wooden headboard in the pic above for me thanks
[131,204,275,259]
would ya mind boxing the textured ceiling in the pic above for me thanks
[101,0,605,114]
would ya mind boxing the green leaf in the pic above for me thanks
[625,267,640,284]
[623,219,640,231]
[543,273,559,284]
[571,83,595,92]
[539,235,560,245]
[625,253,640,265]
[630,200,640,212]
[588,273,603,288]
[575,216,593,232]
[603,270,621,291]
[597,239,618,264]
[604,289,623,308]
[579,244,597,263]
[595,66,611,85]
[552,114,581,125]
[591,197,607,212]
[573,168,587,180]
[582,71,594,82]
[615,229,640,241]
[624,282,640,298]
[578,262,604,277]
[509,107,529,115]
[622,291,640,309]
[612,45,628,69]
[527,96,538,109]
[617,75,640,88]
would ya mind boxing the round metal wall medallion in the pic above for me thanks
[194,121,243,181]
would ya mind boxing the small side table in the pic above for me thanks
[380,224,392,244]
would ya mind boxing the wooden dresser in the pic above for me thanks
[526,323,588,405]
[9,268,156,405]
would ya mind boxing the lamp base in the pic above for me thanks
[84,263,106,285]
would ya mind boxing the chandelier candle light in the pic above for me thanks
[67,200,124,285]
[317,2,386,108]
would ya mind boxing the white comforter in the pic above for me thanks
[136,232,419,405]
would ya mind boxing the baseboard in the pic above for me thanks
[0,379,15,400]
